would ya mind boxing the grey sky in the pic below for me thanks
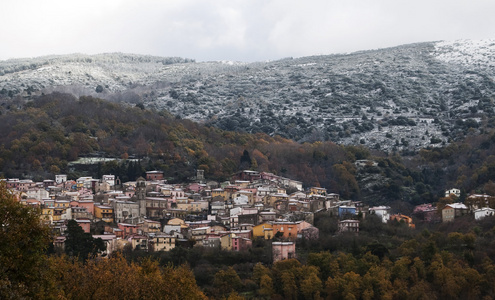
[1,0,494,62]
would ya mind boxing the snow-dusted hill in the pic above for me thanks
[1,40,495,152]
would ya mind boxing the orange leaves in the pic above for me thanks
[47,254,206,300]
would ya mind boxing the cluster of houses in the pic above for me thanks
[5,170,324,262]
[6,169,495,262]
[412,188,495,223]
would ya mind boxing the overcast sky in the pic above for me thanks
[1,0,494,62]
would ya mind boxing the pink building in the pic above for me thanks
[17,180,36,191]
[76,219,91,233]
[272,241,296,262]
[231,230,252,240]
[146,171,164,181]
[413,203,439,222]
[6,179,20,189]
[118,223,138,238]
[70,200,95,215]
[296,220,313,232]
[413,203,434,213]
[232,237,252,251]
[187,183,206,193]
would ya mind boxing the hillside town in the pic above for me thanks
[4,167,494,263]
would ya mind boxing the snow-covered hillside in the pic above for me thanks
[1,40,495,152]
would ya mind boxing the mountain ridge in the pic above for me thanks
[2,40,495,151]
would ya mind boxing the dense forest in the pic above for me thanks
[4,93,495,208]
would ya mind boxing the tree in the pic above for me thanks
[281,271,298,300]
[240,149,252,170]
[259,274,274,298]
[300,268,322,299]
[64,219,106,260]
[0,182,52,298]
[213,267,243,297]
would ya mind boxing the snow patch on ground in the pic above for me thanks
[434,40,495,67]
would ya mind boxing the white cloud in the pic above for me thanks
[1,0,494,61]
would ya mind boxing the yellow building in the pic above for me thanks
[138,219,161,234]
[252,223,273,238]
[95,205,114,223]
[168,218,186,226]
[41,207,53,225]
[264,194,289,207]
[130,235,148,251]
[53,207,71,222]
[309,187,327,196]
[151,234,176,252]
[211,188,227,201]
[176,200,208,212]
[220,233,233,250]
[54,200,70,209]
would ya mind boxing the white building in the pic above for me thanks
[445,188,461,198]
[55,174,67,184]
[474,207,495,220]
[369,206,391,223]
[102,175,116,186]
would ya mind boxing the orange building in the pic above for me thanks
[389,214,415,229]
[272,221,298,240]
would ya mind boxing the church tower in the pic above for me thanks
[196,169,205,183]
[136,177,147,217]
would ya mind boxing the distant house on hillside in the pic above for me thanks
[355,160,378,168]
[338,219,360,234]
[369,206,391,223]
[445,188,461,198]
[338,206,356,219]
[389,214,415,228]
[413,203,439,222]
[442,203,468,222]
[474,207,495,221]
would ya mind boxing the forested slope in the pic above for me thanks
[4,93,495,206]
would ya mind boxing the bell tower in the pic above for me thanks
[136,177,147,217]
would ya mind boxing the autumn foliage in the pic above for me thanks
[48,254,206,300]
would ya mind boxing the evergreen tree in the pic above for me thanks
[64,219,105,260]
[240,149,252,170]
